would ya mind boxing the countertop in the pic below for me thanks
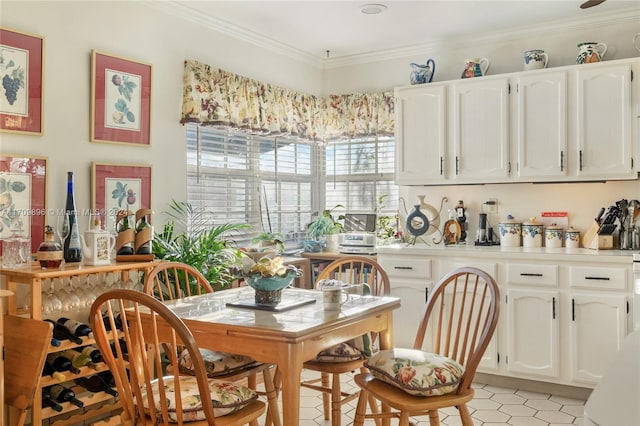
[376,243,637,264]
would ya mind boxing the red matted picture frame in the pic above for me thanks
[0,27,44,135]
[91,50,151,146]
[91,162,151,231]
[0,154,47,254]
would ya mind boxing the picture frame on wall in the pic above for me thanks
[0,27,44,135]
[91,50,152,146]
[91,162,151,231]
[0,154,47,254]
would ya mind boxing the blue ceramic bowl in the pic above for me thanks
[244,269,297,291]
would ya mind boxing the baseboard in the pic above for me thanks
[475,373,593,401]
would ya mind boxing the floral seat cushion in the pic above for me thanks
[179,348,257,377]
[140,375,257,422]
[364,348,464,396]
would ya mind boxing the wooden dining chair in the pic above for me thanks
[352,267,500,426]
[89,288,265,425]
[300,255,390,426]
[144,261,281,426]
[4,315,53,426]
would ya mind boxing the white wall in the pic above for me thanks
[1,0,638,245]
[0,0,323,229]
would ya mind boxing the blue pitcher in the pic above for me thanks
[409,58,435,85]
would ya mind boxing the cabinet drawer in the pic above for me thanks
[569,266,628,290]
[379,255,431,280]
[507,263,558,287]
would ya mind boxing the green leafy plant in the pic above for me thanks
[306,204,345,240]
[251,231,284,252]
[152,200,250,289]
[375,194,399,242]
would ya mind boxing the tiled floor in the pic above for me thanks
[259,370,587,426]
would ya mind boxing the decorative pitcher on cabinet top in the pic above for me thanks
[409,58,435,85]
[461,58,489,78]
[576,42,607,64]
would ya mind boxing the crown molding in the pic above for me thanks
[143,1,639,71]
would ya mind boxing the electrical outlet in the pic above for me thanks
[483,198,498,214]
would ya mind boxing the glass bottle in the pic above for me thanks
[49,384,84,408]
[116,210,135,255]
[63,172,82,262]
[37,225,63,268]
[135,208,153,254]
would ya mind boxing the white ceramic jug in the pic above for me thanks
[576,42,607,64]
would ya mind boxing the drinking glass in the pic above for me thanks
[58,277,81,312]
[56,212,70,246]
[41,279,63,317]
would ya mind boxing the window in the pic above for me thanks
[186,124,397,247]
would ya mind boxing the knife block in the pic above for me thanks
[582,220,614,250]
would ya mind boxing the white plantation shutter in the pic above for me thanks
[186,125,397,246]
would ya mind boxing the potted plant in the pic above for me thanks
[375,194,401,245]
[251,231,285,253]
[152,200,251,290]
[305,205,345,252]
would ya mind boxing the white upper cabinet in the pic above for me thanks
[515,72,568,179]
[394,58,638,185]
[575,63,634,179]
[451,78,510,182]
[395,85,447,184]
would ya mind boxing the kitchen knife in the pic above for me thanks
[595,207,605,224]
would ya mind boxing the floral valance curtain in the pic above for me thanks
[181,60,394,142]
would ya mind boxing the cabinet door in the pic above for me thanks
[575,64,633,178]
[389,280,431,348]
[395,85,447,184]
[570,293,628,384]
[451,78,510,182]
[507,289,559,378]
[515,72,567,179]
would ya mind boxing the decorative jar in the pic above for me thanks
[245,269,300,306]
[565,227,580,249]
[544,224,563,249]
[37,225,63,269]
[499,215,522,247]
[522,217,543,248]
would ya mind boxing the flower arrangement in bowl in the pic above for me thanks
[242,256,302,306]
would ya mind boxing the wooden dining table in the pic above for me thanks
[149,286,400,426]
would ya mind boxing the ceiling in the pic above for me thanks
[150,0,640,66]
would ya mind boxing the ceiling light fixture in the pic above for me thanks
[360,3,387,15]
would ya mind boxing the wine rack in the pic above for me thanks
[1,260,157,425]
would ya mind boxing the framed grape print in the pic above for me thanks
[91,50,152,146]
[91,162,151,231]
[0,154,47,255]
[0,27,44,135]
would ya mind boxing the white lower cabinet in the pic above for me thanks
[378,254,433,348]
[379,247,632,389]
[507,289,560,378]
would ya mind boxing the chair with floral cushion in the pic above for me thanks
[144,261,281,426]
[300,255,390,426]
[352,267,500,426]
[89,288,265,425]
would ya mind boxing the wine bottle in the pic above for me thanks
[116,210,135,255]
[81,345,103,363]
[42,388,64,412]
[135,209,153,254]
[61,349,98,370]
[110,338,128,356]
[102,312,123,331]
[50,337,62,347]
[45,319,83,345]
[49,384,84,408]
[63,171,82,262]
[56,317,93,338]
[98,370,116,387]
[46,353,81,375]
[42,361,66,381]
[75,375,118,397]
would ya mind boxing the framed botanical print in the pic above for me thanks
[91,50,151,146]
[0,153,47,254]
[0,27,44,135]
[91,162,151,231]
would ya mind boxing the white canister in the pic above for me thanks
[522,217,543,248]
[544,224,563,249]
[499,215,522,247]
[565,226,580,249]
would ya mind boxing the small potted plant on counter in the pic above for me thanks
[304,205,345,252]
